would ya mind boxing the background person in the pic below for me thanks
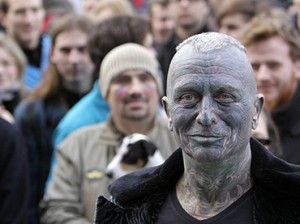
[14,14,94,224]
[50,15,155,176]
[0,32,27,121]
[2,0,51,89]
[90,0,135,23]
[158,0,214,96]
[241,8,300,164]
[148,0,175,54]
[216,0,269,40]
[0,117,29,224]
[41,43,177,223]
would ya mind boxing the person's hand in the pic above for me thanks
[0,106,15,123]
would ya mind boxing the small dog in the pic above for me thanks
[105,133,165,180]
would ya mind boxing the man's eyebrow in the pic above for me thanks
[213,85,240,92]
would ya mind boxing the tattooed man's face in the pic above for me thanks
[163,45,263,162]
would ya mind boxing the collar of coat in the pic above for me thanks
[96,138,300,224]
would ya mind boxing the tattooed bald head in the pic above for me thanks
[166,32,257,98]
[162,32,263,162]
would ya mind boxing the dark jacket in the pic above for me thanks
[272,82,300,165]
[14,89,83,224]
[95,139,300,224]
[0,118,29,224]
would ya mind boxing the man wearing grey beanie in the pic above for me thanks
[42,43,178,223]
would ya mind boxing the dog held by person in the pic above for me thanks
[105,133,165,180]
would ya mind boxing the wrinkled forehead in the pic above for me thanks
[166,44,256,97]
[168,44,254,83]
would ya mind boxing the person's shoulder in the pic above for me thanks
[0,118,23,148]
[58,121,111,148]
[57,121,117,155]
[73,122,107,136]
[14,99,43,117]
[0,117,15,134]
[109,165,161,202]
[58,84,109,127]
[53,82,110,146]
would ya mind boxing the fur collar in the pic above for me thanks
[96,139,300,223]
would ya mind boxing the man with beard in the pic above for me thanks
[95,32,300,223]
[41,43,177,223]
[14,14,95,224]
[241,9,300,164]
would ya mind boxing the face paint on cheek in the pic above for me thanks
[115,86,127,98]
[144,83,156,94]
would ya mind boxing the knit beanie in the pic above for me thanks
[99,43,163,98]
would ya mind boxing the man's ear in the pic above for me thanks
[162,96,173,131]
[162,96,169,118]
[252,93,264,130]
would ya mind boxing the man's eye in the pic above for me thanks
[251,64,259,71]
[179,94,197,104]
[215,93,234,103]
[60,48,71,54]
[268,63,280,70]
[112,76,130,85]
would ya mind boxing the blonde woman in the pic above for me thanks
[0,33,27,122]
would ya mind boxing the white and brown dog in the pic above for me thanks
[105,133,165,180]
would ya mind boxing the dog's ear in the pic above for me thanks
[139,140,157,156]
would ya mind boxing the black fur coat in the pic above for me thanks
[95,139,300,224]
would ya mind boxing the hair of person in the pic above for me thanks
[92,0,135,18]
[2,0,45,13]
[48,13,94,47]
[2,0,11,13]
[241,8,300,61]
[148,0,170,15]
[43,0,74,14]
[0,33,26,77]
[0,33,28,97]
[88,14,150,81]
[216,0,270,27]
[30,14,94,100]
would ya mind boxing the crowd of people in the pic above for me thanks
[0,0,300,223]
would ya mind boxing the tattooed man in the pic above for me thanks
[95,32,300,224]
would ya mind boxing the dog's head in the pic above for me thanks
[105,133,164,180]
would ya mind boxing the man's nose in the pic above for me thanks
[128,78,145,94]
[68,49,81,63]
[255,65,272,81]
[196,96,218,126]
[23,10,36,23]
